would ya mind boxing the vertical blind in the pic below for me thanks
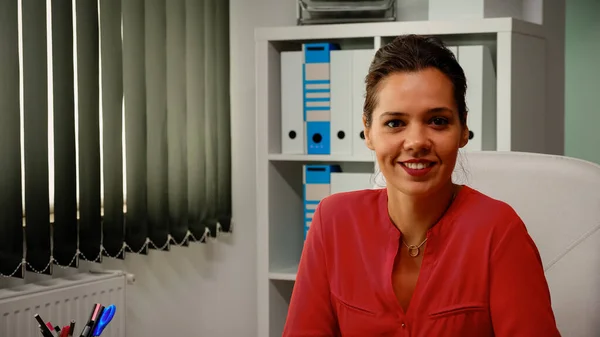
[0,0,232,279]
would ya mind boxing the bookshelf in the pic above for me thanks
[255,17,553,337]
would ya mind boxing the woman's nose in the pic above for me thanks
[402,124,431,152]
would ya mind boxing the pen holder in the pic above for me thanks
[33,303,116,337]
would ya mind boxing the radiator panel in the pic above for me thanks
[0,271,126,337]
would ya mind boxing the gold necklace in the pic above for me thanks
[400,188,458,258]
[402,237,428,257]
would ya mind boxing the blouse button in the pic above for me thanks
[401,323,406,328]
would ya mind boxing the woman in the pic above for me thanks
[282,35,561,336]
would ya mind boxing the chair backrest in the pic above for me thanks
[375,151,600,336]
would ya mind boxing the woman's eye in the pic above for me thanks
[431,117,449,126]
[386,120,403,128]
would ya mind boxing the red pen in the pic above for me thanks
[46,322,59,337]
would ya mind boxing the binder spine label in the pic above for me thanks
[303,43,338,155]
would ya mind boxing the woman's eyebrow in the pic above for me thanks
[379,107,453,119]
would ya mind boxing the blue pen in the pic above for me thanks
[91,305,116,337]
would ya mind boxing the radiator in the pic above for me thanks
[0,271,126,337]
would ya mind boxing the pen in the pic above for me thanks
[49,323,61,336]
[85,305,104,337]
[79,324,92,337]
[38,326,53,337]
[68,321,76,337]
[90,306,104,335]
[34,314,55,337]
[81,304,102,337]
[45,323,54,334]
[39,325,54,337]
[92,304,116,337]
[39,326,53,337]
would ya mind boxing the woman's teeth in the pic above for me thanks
[404,162,431,170]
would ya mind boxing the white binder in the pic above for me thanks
[330,172,375,194]
[351,49,376,158]
[458,45,497,151]
[330,50,353,155]
[280,51,304,154]
[428,0,524,21]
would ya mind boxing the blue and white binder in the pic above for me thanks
[303,43,339,155]
[458,45,496,151]
[351,49,376,158]
[330,50,353,156]
[303,164,341,240]
[281,51,304,154]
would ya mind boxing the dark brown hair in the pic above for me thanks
[363,35,468,127]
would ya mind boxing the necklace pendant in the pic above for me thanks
[407,245,420,257]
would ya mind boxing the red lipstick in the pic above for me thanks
[399,159,435,177]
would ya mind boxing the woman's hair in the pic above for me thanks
[363,34,468,127]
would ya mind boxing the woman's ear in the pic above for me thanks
[363,115,374,150]
[459,125,469,148]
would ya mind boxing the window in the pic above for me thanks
[0,0,232,279]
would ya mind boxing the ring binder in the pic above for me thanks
[303,43,339,155]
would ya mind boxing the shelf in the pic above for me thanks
[268,153,375,163]
[255,17,545,42]
[269,265,298,281]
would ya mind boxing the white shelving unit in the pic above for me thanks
[255,17,554,337]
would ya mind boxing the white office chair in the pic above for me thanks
[375,151,600,337]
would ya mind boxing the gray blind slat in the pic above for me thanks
[145,0,169,248]
[76,0,102,261]
[123,0,148,253]
[22,0,51,273]
[100,0,125,258]
[167,0,188,244]
[216,0,232,231]
[204,0,219,236]
[185,0,207,240]
[51,0,78,267]
[0,0,24,278]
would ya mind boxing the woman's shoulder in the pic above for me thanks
[453,185,525,235]
[314,188,388,252]
[460,186,517,214]
[319,188,384,215]
[314,188,386,233]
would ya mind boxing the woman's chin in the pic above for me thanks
[386,177,449,198]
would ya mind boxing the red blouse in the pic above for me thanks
[283,186,561,337]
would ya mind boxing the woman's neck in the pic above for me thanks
[387,182,458,245]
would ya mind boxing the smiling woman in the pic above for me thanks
[283,35,562,337]
[364,68,468,198]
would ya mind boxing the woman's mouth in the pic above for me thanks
[399,161,435,177]
[402,162,434,170]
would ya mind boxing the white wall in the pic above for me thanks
[565,0,600,165]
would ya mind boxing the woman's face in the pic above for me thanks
[364,67,469,197]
